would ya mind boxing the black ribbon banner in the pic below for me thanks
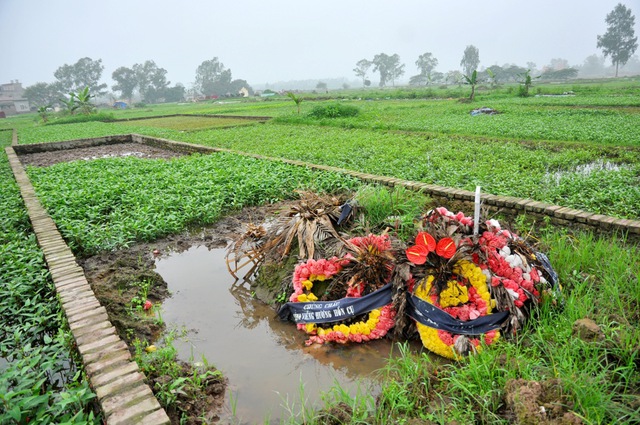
[277,283,393,324]
[407,294,509,335]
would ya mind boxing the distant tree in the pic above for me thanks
[430,71,444,84]
[54,57,107,95]
[580,55,607,77]
[409,74,429,86]
[229,79,253,96]
[195,57,233,96]
[540,68,579,80]
[316,81,328,91]
[526,62,537,73]
[342,83,350,90]
[597,3,638,77]
[134,60,170,103]
[162,84,186,103]
[353,59,373,88]
[460,45,480,78]
[372,53,405,87]
[445,70,463,85]
[415,52,439,82]
[491,64,528,83]
[547,58,570,71]
[111,66,138,102]
[24,82,61,107]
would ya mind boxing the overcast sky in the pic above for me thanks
[1,0,638,89]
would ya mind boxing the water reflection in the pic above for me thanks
[155,245,396,423]
[547,159,630,184]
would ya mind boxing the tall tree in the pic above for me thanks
[133,60,170,103]
[353,59,373,87]
[372,53,405,87]
[415,52,439,81]
[597,3,638,77]
[460,45,480,77]
[111,66,138,102]
[195,57,231,96]
[54,57,107,95]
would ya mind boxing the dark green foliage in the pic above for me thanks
[27,152,361,255]
[308,103,360,119]
[46,111,116,125]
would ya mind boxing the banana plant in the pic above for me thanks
[463,70,478,101]
[74,86,96,114]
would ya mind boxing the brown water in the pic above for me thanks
[155,245,399,424]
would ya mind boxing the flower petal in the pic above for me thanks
[406,244,428,264]
[436,238,457,259]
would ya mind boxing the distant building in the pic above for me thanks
[0,81,30,116]
[238,87,250,98]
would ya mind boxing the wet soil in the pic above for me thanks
[78,203,287,424]
[18,142,186,167]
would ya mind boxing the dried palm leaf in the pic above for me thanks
[226,191,352,280]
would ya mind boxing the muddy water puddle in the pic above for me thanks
[155,244,397,423]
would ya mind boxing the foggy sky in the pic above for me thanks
[1,0,638,89]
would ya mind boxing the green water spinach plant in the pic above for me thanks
[27,152,361,255]
[173,123,640,220]
[0,136,100,424]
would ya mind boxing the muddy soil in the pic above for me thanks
[78,203,287,424]
[18,142,186,167]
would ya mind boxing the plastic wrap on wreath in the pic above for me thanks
[279,234,397,345]
[404,207,560,359]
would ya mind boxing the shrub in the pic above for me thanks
[46,112,116,126]
[308,103,360,119]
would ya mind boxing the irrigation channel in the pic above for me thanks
[155,243,400,423]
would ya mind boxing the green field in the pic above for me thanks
[1,80,639,424]
[114,115,266,131]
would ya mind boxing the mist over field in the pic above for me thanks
[2,0,639,91]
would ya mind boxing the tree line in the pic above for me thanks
[24,57,253,108]
[354,3,637,87]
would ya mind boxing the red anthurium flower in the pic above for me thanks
[406,244,429,264]
[415,232,436,253]
[436,237,456,259]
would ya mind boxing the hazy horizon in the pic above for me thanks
[2,0,638,90]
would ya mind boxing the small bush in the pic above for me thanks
[308,103,360,119]
[46,112,116,126]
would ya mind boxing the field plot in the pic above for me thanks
[2,80,640,424]
[115,114,266,131]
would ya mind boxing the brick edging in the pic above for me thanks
[4,146,170,425]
